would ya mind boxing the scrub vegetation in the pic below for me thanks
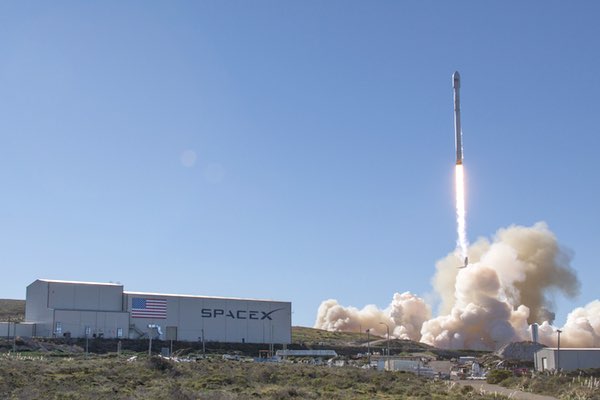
[3,302,599,399]
[497,370,600,400]
[0,352,503,400]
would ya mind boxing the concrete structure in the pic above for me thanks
[22,279,292,344]
[377,358,436,377]
[276,350,338,357]
[534,348,600,372]
[531,323,539,343]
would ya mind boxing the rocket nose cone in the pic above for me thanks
[453,71,460,87]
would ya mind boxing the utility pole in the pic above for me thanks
[556,329,562,372]
[12,321,16,352]
[85,327,90,357]
[379,322,390,357]
[366,329,371,366]
[147,324,162,357]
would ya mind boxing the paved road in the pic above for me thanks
[456,380,558,400]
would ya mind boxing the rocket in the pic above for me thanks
[454,71,468,269]
[453,71,463,165]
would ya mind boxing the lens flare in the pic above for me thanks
[455,164,468,259]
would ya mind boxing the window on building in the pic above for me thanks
[117,328,123,338]
[55,322,62,335]
[542,357,548,371]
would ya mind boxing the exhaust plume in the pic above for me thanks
[314,223,599,349]
[455,164,468,260]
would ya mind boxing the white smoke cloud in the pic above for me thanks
[314,292,430,341]
[538,300,600,347]
[315,223,599,349]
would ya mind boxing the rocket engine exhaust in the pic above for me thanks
[453,71,469,265]
[455,164,468,263]
[313,72,599,351]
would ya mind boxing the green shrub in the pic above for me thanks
[486,369,512,384]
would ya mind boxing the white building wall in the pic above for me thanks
[53,310,129,338]
[535,348,600,371]
[25,279,125,337]
[25,280,53,335]
[126,292,292,344]
[22,279,292,344]
[48,281,123,311]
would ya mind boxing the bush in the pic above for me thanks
[486,369,513,384]
[148,355,175,371]
[460,384,474,395]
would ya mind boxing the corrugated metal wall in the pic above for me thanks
[126,293,292,344]
[23,279,292,344]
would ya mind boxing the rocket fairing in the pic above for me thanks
[453,71,463,165]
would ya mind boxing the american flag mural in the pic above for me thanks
[131,298,167,319]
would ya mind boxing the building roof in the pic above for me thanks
[36,279,123,287]
[124,291,290,303]
[538,348,600,351]
[31,279,289,303]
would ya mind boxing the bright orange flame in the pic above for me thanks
[455,164,468,258]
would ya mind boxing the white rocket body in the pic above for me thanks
[453,71,463,165]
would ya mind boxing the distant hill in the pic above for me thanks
[292,326,381,346]
[291,326,440,356]
[0,299,25,321]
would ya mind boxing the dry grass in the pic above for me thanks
[500,370,600,400]
[0,353,508,399]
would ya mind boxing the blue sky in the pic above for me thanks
[1,1,599,328]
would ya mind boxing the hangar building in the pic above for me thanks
[534,348,600,372]
[20,279,291,344]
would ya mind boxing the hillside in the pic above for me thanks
[292,326,382,345]
[0,299,25,321]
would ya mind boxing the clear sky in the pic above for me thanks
[1,1,599,328]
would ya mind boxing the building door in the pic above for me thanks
[542,357,548,371]
[55,322,62,336]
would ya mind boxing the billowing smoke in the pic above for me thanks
[314,222,599,349]
[538,301,600,347]
[315,292,431,340]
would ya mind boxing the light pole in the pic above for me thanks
[201,328,206,356]
[379,322,390,357]
[12,321,16,352]
[556,329,562,372]
[366,329,371,366]
[85,326,90,357]
[147,324,162,357]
